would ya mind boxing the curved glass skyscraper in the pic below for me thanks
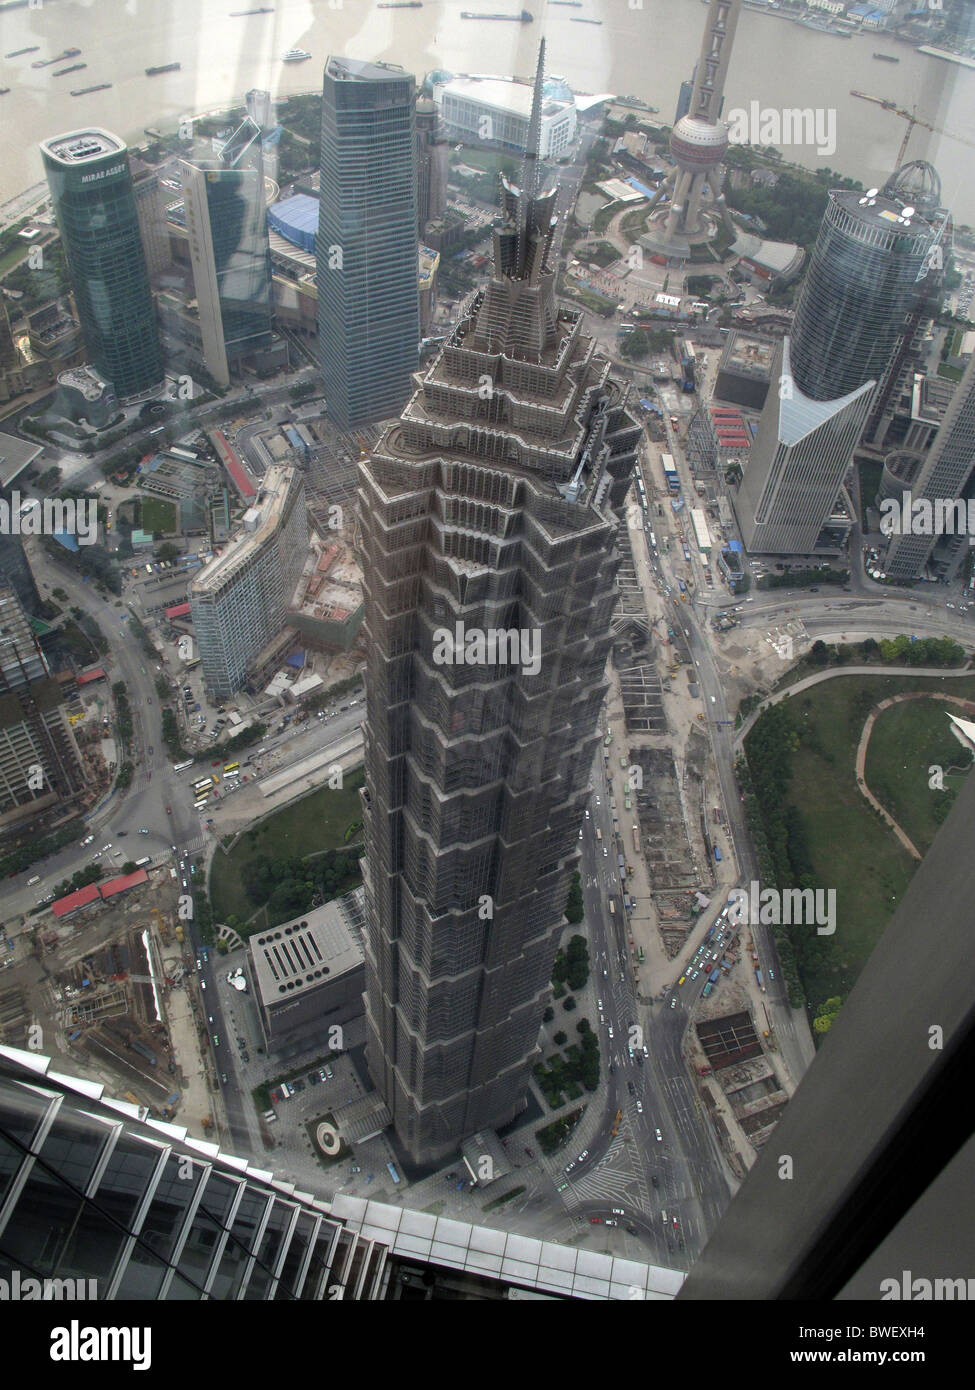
[790,190,936,403]
[735,177,939,555]
[40,129,164,401]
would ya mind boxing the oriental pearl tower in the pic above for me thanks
[643,0,742,259]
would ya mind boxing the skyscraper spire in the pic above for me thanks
[521,39,546,204]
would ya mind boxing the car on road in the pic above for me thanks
[678,974,686,986]
[670,996,677,1009]
[642,1045,649,1058]
[655,1128,663,1142]
[627,1080,635,1095]
[138,828,149,834]
[590,1216,603,1224]
[602,847,608,857]
[768,967,775,980]
[577,1150,589,1163]
[564,1160,576,1174]
[524,1146,535,1158]
[220,1073,227,1084]
[636,1100,643,1113]
[597,998,603,1010]
[556,1181,568,1192]
[612,1208,625,1216]
[166,806,172,815]
[607,1025,614,1039]
[212,1035,219,1046]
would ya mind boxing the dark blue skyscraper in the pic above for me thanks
[40,129,164,401]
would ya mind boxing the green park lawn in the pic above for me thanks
[138,496,178,534]
[767,673,975,1011]
[208,770,364,924]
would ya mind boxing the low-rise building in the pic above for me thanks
[249,890,366,1055]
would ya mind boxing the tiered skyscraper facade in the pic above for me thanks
[358,47,641,1163]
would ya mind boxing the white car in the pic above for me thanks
[602,847,608,857]
[636,1100,643,1113]
[607,1026,614,1039]
[655,1128,663,1142]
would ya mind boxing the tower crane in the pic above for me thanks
[850,91,975,167]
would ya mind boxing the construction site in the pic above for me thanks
[0,866,217,1136]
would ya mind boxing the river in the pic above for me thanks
[1,0,973,223]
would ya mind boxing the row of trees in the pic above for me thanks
[234,845,365,932]
[0,819,84,879]
[552,934,590,993]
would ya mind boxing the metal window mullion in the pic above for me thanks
[104,1141,171,1300]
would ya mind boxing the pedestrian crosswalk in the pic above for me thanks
[568,1130,652,1211]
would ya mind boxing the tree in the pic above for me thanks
[542,1006,554,1023]
[155,541,180,562]
[553,1030,567,1046]
[809,639,829,666]
[121,861,137,875]
[563,996,577,1012]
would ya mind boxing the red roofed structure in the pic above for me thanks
[165,601,191,619]
[207,428,257,501]
[99,868,149,898]
[51,883,101,918]
[76,668,107,685]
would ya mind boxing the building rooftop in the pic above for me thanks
[325,56,409,84]
[190,465,296,597]
[250,891,365,1007]
[720,331,776,376]
[40,129,126,165]
[0,433,43,489]
[436,74,572,122]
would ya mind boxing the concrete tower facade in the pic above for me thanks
[358,46,641,1164]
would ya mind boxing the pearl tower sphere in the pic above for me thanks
[662,0,742,242]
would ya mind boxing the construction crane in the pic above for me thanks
[850,91,975,167]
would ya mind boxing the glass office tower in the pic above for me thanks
[40,129,164,401]
[789,186,938,403]
[180,117,274,389]
[884,348,975,581]
[734,172,938,554]
[316,58,420,432]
